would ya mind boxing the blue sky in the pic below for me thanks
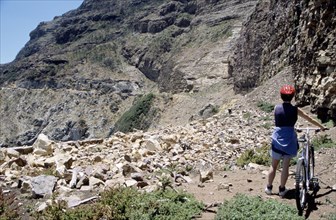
[0,0,84,64]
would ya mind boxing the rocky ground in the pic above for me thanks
[1,72,335,220]
[182,147,336,220]
[1,86,335,219]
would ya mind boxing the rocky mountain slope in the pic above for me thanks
[0,0,335,148]
[229,0,336,122]
[0,0,258,147]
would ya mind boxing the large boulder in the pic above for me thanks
[32,134,55,156]
[31,175,58,198]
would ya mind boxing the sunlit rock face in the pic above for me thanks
[229,0,335,122]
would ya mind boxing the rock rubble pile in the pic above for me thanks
[0,103,272,211]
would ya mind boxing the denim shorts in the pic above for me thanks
[270,149,295,160]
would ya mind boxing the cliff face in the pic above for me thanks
[0,0,258,147]
[229,0,336,122]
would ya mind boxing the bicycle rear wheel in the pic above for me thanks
[295,159,307,216]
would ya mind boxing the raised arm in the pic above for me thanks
[297,108,326,130]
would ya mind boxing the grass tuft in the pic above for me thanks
[312,134,335,151]
[35,187,203,220]
[257,101,274,113]
[236,143,270,167]
[215,194,304,220]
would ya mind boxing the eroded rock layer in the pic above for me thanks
[230,0,335,122]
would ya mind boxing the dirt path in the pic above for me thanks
[179,147,336,220]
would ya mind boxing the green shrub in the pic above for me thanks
[209,21,233,42]
[236,144,271,167]
[36,187,203,220]
[261,115,272,121]
[324,120,335,128]
[243,112,252,119]
[215,194,304,220]
[312,134,335,151]
[257,101,275,113]
[114,93,156,133]
[236,144,298,167]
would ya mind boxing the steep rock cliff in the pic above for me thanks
[229,0,335,122]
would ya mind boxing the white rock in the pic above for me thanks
[131,172,144,181]
[36,201,48,212]
[199,169,213,183]
[6,148,20,158]
[89,176,104,188]
[56,165,66,177]
[247,163,264,170]
[33,134,54,156]
[125,179,138,187]
[54,153,74,169]
[141,138,162,152]
[0,148,6,162]
[65,195,81,208]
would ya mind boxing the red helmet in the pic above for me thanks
[280,85,295,95]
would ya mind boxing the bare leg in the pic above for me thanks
[280,157,291,188]
[268,158,280,187]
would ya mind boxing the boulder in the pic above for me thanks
[11,146,33,154]
[31,175,58,198]
[6,148,20,158]
[0,149,6,162]
[141,138,162,152]
[199,169,213,183]
[89,176,104,188]
[33,134,55,156]
[11,157,27,167]
[125,179,138,187]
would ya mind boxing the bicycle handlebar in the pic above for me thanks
[295,127,321,133]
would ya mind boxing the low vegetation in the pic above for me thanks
[236,143,270,167]
[312,134,335,151]
[114,93,156,133]
[322,213,336,220]
[0,187,19,219]
[257,101,275,113]
[34,187,203,220]
[215,194,304,220]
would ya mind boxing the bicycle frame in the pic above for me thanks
[295,127,321,215]
[296,127,320,190]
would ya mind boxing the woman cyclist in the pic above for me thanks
[265,85,326,197]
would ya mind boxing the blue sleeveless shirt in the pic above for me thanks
[274,103,298,127]
[271,103,298,156]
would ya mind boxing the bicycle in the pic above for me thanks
[295,127,321,215]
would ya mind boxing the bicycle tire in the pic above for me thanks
[295,159,307,216]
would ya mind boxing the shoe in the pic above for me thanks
[279,186,288,198]
[265,185,272,195]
